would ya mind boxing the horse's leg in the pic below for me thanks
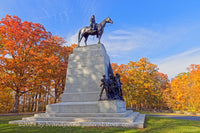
[84,35,88,46]
[78,37,82,47]
[98,33,101,44]
[78,35,84,47]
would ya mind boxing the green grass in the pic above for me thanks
[139,111,198,116]
[1,115,200,133]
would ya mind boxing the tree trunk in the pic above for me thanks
[31,94,35,112]
[22,94,25,112]
[36,93,41,112]
[54,86,58,104]
[34,94,38,112]
[13,92,19,113]
[28,97,31,112]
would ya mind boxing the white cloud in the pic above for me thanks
[67,32,78,45]
[156,48,200,79]
[100,27,191,54]
[41,8,50,18]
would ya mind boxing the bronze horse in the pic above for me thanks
[78,17,113,46]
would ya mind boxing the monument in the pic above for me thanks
[9,16,145,128]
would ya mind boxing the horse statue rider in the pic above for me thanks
[78,15,113,46]
[90,15,97,31]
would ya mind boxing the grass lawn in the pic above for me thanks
[139,111,197,116]
[1,115,200,133]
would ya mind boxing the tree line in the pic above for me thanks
[0,15,200,113]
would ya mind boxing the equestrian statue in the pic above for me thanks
[78,15,113,47]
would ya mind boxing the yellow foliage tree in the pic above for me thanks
[111,57,169,110]
[0,85,14,112]
[166,64,200,112]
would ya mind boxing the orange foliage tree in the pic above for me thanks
[0,15,76,112]
[111,58,169,110]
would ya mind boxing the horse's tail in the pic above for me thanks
[78,29,81,47]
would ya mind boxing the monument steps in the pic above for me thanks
[134,114,146,123]
[9,113,145,128]
[9,120,144,128]
[22,112,138,123]
[33,110,133,117]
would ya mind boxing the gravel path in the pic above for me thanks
[147,114,200,121]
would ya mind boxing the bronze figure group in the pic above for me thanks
[99,73,124,101]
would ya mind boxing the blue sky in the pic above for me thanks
[1,0,200,79]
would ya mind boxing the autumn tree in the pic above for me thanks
[0,15,76,112]
[0,15,52,112]
[166,64,200,112]
[36,37,75,104]
[111,58,169,110]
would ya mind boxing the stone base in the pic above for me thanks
[98,100,126,113]
[9,100,145,128]
[9,111,145,128]
[46,100,126,113]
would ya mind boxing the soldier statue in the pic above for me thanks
[115,73,124,101]
[108,74,116,99]
[99,75,109,100]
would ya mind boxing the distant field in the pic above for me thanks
[1,115,200,133]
